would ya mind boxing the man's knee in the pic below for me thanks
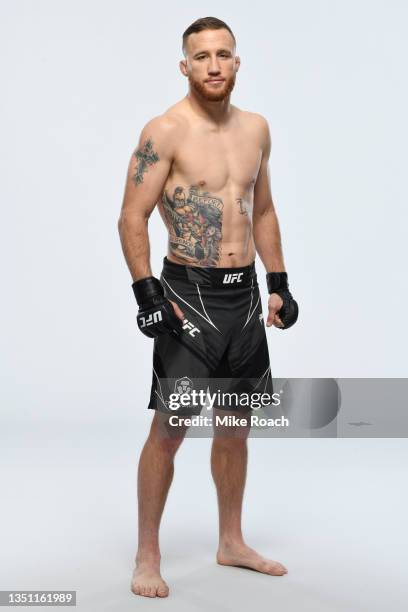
[212,410,251,443]
[212,435,248,451]
[148,411,187,455]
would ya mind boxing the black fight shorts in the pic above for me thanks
[147,257,273,415]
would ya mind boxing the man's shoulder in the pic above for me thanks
[235,108,270,132]
[137,106,188,157]
[142,109,187,138]
[232,108,271,153]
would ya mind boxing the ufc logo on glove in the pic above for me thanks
[139,311,163,328]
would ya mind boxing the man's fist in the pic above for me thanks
[266,272,299,330]
[132,276,183,338]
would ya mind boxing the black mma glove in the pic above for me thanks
[132,276,183,338]
[266,272,299,330]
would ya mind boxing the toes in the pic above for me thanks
[146,587,156,598]
[131,577,169,598]
[252,558,286,575]
[266,562,287,576]
[157,584,169,597]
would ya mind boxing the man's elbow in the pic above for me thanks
[117,212,126,237]
[117,209,149,235]
[253,206,272,222]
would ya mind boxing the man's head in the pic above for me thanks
[180,17,240,102]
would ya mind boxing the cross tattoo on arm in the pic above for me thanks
[132,139,160,185]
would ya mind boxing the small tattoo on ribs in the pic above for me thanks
[236,198,248,215]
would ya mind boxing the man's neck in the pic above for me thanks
[185,89,233,126]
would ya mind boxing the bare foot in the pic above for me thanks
[131,559,169,598]
[217,542,288,576]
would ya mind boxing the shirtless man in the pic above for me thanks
[118,16,299,598]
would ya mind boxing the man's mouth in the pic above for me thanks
[206,79,225,83]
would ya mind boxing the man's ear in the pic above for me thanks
[235,56,241,72]
[179,60,188,77]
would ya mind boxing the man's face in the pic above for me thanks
[181,29,239,102]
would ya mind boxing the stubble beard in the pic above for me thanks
[188,73,236,102]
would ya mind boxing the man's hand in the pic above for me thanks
[265,272,299,330]
[132,277,184,338]
[266,293,285,328]
[169,300,185,322]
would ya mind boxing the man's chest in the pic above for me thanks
[171,128,263,192]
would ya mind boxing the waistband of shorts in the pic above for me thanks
[161,257,257,287]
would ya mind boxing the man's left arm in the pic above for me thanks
[252,117,299,330]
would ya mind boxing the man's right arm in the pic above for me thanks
[118,115,185,337]
[118,115,177,282]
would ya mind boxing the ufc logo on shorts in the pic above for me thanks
[139,311,162,328]
[223,272,243,284]
[182,319,201,337]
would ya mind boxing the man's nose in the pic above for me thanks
[208,59,221,74]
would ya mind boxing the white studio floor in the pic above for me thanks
[1,418,407,612]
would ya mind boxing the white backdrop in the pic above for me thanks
[1,2,408,610]
[2,1,408,426]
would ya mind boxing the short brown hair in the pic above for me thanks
[182,17,236,55]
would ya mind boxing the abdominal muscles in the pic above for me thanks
[158,183,255,268]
